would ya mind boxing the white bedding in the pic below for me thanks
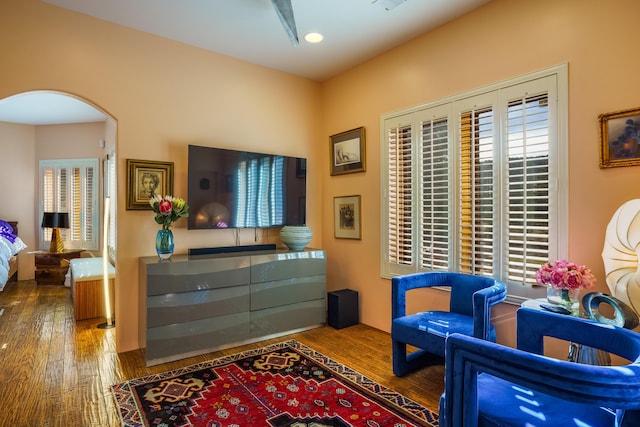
[0,221,26,289]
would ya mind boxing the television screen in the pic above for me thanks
[188,145,306,229]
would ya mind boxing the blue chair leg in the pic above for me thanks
[393,339,442,376]
[393,340,410,376]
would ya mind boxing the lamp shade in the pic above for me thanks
[41,212,69,229]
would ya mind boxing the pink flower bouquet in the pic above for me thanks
[535,259,596,291]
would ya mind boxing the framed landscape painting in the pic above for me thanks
[330,127,365,175]
[599,107,640,168]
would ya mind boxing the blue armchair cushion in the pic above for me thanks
[475,374,615,426]
[392,310,497,357]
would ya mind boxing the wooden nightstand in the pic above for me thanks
[33,250,84,286]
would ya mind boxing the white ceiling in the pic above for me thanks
[0,92,107,126]
[0,0,489,125]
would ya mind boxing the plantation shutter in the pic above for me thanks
[455,94,496,278]
[502,76,555,286]
[82,166,94,244]
[418,110,451,271]
[380,65,566,300]
[71,167,82,242]
[42,167,56,212]
[384,117,414,275]
[39,159,98,251]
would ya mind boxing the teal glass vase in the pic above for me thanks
[155,229,174,261]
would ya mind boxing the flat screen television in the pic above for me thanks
[187,144,306,230]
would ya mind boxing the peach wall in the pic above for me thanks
[35,122,106,161]
[0,122,36,279]
[321,0,640,344]
[2,0,322,352]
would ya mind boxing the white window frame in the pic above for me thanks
[39,158,99,251]
[380,64,568,302]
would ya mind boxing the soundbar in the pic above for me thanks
[189,244,277,256]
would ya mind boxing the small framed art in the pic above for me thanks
[330,127,365,175]
[599,107,640,168]
[334,195,361,239]
[126,159,174,210]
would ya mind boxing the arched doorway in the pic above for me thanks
[0,89,118,331]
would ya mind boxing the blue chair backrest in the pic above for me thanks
[448,273,497,316]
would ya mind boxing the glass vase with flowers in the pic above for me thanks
[535,259,596,315]
[150,195,189,260]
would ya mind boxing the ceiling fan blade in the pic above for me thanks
[271,0,299,46]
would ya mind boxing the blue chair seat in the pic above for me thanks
[476,374,615,426]
[392,311,497,357]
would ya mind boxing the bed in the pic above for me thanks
[1,220,26,290]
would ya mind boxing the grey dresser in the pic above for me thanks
[139,248,326,366]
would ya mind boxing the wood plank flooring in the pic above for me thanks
[0,280,444,426]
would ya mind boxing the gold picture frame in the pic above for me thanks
[599,107,640,168]
[334,195,361,239]
[330,127,366,175]
[126,159,174,210]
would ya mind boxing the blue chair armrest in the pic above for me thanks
[392,272,450,319]
[472,281,506,339]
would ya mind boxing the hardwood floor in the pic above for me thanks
[0,280,444,426]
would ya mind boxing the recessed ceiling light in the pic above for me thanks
[304,32,324,43]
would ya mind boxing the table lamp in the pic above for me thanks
[42,212,69,253]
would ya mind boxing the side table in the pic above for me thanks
[522,294,639,365]
[521,297,610,364]
[32,249,84,286]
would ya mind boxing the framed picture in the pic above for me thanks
[334,195,361,239]
[330,127,365,175]
[126,159,174,210]
[599,107,640,168]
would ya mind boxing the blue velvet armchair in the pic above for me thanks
[439,307,640,427]
[391,272,506,377]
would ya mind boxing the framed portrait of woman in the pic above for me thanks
[126,159,174,210]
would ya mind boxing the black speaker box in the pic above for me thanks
[327,289,359,329]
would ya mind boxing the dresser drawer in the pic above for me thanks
[37,254,72,267]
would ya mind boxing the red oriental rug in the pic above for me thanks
[112,339,438,427]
